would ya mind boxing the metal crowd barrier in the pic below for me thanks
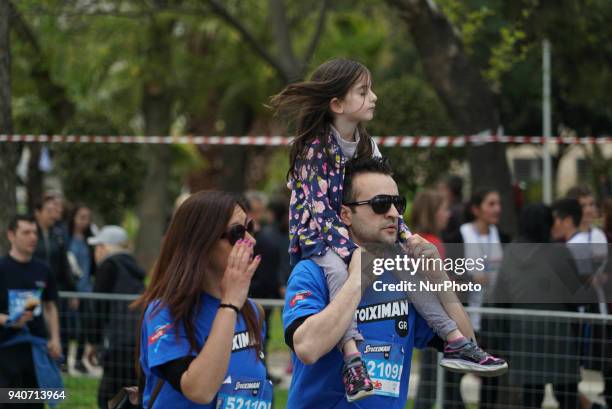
[55,292,610,409]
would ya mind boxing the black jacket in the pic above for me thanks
[33,224,75,291]
[90,252,145,347]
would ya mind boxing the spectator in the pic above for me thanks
[245,190,268,234]
[33,196,74,291]
[495,204,582,409]
[0,215,62,409]
[67,204,96,374]
[412,190,466,409]
[250,197,289,383]
[604,198,612,243]
[438,175,464,243]
[557,195,612,409]
[87,226,145,409]
[446,188,510,409]
[33,195,75,367]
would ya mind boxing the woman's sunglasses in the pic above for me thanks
[343,194,406,215]
[221,219,255,245]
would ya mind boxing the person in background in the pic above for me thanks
[497,204,582,409]
[603,198,612,243]
[446,188,510,409]
[562,190,611,409]
[67,204,96,374]
[438,175,464,243]
[245,190,268,235]
[412,190,467,409]
[249,197,289,384]
[0,215,62,409]
[86,226,145,409]
[33,195,75,368]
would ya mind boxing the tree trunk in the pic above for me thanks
[218,100,254,192]
[10,3,75,212]
[134,18,175,271]
[26,143,43,212]
[0,0,18,253]
[387,0,516,234]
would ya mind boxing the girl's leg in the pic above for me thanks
[312,251,373,402]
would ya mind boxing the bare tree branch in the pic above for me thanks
[204,0,289,81]
[269,0,299,81]
[302,0,330,73]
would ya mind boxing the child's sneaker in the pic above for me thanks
[342,356,375,402]
[440,339,508,377]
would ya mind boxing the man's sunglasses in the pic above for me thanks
[221,219,255,245]
[343,194,406,215]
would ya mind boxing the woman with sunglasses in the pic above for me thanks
[133,191,269,408]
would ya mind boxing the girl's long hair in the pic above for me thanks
[132,191,263,356]
[270,58,374,180]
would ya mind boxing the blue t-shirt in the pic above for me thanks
[283,260,435,409]
[140,293,272,408]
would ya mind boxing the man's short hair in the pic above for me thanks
[8,214,37,232]
[566,185,593,200]
[34,195,56,212]
[551,198,582,227]
[343,156,393,203]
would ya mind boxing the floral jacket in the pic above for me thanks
[288,131,410,266]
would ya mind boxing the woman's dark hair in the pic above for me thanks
[68,203,94,239]
[464,188,499,223]
[518,203,553,243]
[270,58,374,180]
[412,190,446,235]
[132,191,263,356]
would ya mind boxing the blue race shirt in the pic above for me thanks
[283,260,435,409]
[140,293,272,409]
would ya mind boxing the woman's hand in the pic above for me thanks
[220,239,261,308]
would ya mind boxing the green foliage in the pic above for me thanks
[54,143,146,224]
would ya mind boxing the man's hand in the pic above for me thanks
[47,338,62,360]
[69,298,79,311]
[86,344,98,366]
[405,234,440,260]
[12,311,34,329]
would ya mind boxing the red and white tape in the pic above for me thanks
[0,134,610,146]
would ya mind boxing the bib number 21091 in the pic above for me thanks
[359,339,405,398]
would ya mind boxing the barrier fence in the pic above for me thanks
[54,292,610,409]
[2,134,612,146]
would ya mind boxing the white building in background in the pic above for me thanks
[506,143,612,197]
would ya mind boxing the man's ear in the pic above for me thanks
[329,97,344,115]
[6,230,14,243]
[340,205,352,226]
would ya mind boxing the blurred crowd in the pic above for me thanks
[1,179,610,408]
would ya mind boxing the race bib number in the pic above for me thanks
[216,378,273,409]
[8,289,42,322]
[359,339,404,398]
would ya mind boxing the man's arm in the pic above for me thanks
[43,301,62,359]
[291,249,362,364]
